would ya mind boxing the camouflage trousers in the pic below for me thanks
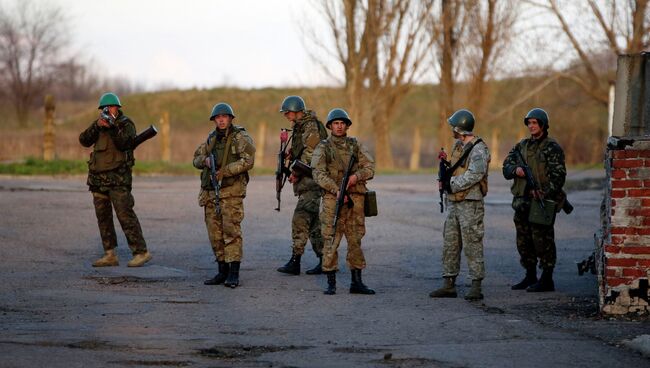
[291,190,323,257]
[442,200,485,280]
[514,206,556,269]
[320,193,366,272]
[204,195,244,263]
[92,188,147,255]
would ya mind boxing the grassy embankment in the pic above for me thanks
[0,76,610,170]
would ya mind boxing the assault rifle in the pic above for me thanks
[514,149,547,214]
[133,125,158,149]
[437,148,450,213]
[332,152,356,235]
[209,153,221,215]
[514,149,573,214]
[274,128,292,211]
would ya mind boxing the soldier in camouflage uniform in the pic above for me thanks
[503,108,566,292]
[430,109,490,301]
[79,92,152,268]
[276,96,328,276]
[312,108,376,296]
[193,103,255,289]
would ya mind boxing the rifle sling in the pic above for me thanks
[448,138,483,173]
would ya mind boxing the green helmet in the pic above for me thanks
[524,108,549,129]
[448,109,475,135]
[280,95,306,113]
[326,108,352,128]
[98,92,121,109]
[209,103,235,120]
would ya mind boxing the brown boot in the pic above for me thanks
[92,249,118,267]
[127,251,152,267]
[429,276,457,298]
[464,279,484,301]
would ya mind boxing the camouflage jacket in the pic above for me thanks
[311,135,375,195]
[193,124,255,204]
[290,110,327,195]
[79,110,136,191]
[449,136,490,201]
[502,134,566,205]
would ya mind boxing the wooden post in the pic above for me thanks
[490,128,500,169]
[160,111,171,162]
[409,124,422,171]
[255,121,267,167]
[43,95,56,161]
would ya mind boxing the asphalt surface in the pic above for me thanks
[0,171,648,367]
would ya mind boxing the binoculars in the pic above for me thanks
[100,107,116,126]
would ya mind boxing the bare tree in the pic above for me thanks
[464,0,518,119]
[311,0,434,169]
[0,0,69,126]
[431,0,470,149]
[528,0,650,106]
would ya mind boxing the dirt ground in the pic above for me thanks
[0,172,648,367]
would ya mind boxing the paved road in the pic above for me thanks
[0,172,647,367]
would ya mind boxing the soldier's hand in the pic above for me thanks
[346,174,358,189]
[216,170,223,181]
[515,167,525,177]
[204,157,211,168]
[288,173,298,184]
[97,118,111,128]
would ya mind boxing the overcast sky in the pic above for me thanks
[51,0,333,90]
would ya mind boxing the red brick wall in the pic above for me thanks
[600,143,650,314]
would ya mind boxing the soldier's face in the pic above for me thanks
[283,111,297,122]
[107,105,119,116]
[214,114,232,130]
[331,120,348,137]
[526,119,542,137]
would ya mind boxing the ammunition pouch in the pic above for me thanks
[290,159,313,178]
[528,199,556,226]
[364,190,378,217]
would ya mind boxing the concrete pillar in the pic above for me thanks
[612,53,650,137]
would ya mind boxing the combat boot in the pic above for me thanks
[511,266,537,290]
[464,279,484,301]
[429,277,457,298]
[127,251,152,267]
[349,269,375,295]
[527,267,555,292]
[204,261,229,285]
[224,261,240,288]
[324,271,336,295]
[92,249,118,267]
[277,254,301,275]
[305,256,323,275]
